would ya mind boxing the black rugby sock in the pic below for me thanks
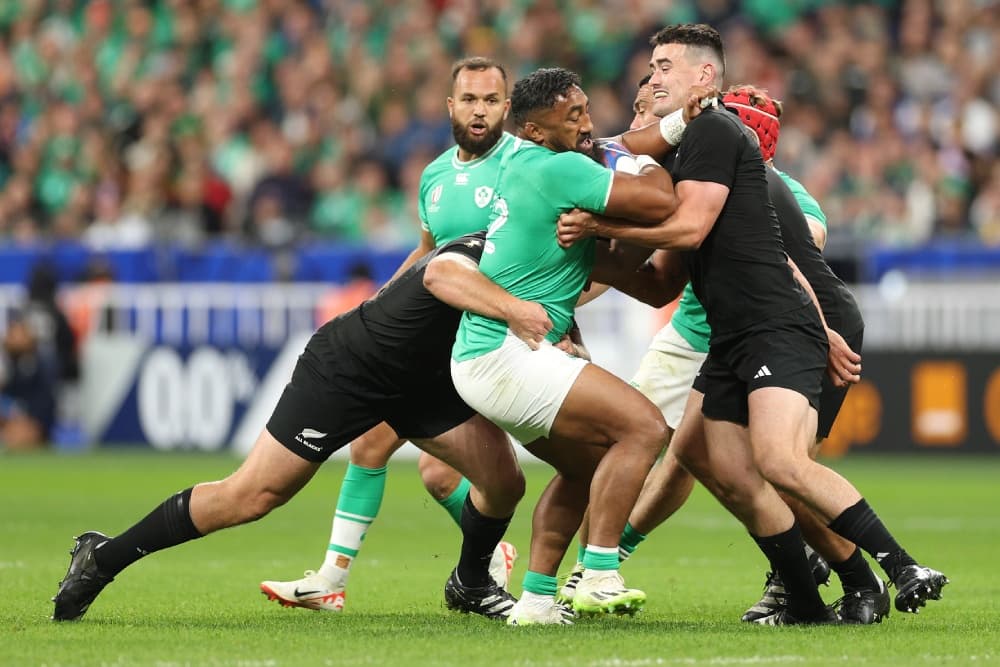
[830,547,882,592]
[94,487,203,576]
[828,499,916,581]
[456,494,511,588]
[752,523,827,618]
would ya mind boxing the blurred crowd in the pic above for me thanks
[0,0,997,251]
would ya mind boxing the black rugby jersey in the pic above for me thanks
[766,169,864,336]
[670,107,810,339]
[320,232,487,389]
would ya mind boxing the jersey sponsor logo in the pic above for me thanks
[753,365,772,379]
[295,427,327,451]
[455,172,469,185]
[474,186,494,208]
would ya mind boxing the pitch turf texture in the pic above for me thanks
[3,451,998,667]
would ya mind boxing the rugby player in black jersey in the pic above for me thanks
[52,232,549,622]
[558,23,947,625]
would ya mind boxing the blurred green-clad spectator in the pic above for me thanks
[0,0,995,250]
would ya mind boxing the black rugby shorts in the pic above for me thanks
[694,307,827,426]
[266,333,476,463]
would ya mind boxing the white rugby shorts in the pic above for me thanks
[451,332,588,445]
[630,322,708,430]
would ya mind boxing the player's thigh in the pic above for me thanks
[747,386,817,464]
[266,367,384,463]
[525,434,607,482]
[551,363,667,448]
[668,390,709,476]
[385,374,476,446]
[226,427,322,501]
[451,334,589,445]
[700,417,755,483]
[632,324,706,431]
[349,421,406,467]
[697,416,778,512]
[411,413,522,494]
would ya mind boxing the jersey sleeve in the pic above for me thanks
[783,173,828,231]
[542,151,614,214]
[672,111,741,188]
[435,232,487,265]
[417,171,431,231]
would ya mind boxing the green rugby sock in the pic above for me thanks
[522,570,558,596]
[437,477,471,527]
[619,522,647,561]
[583,545,620,571]
[320,463,387,584]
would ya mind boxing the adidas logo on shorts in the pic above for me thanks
[753,365,772,380]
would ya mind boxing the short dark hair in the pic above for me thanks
[451,56,508,86]
[511,67,581,128]
[649,24,726,79]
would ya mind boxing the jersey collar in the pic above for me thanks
[451,132,514,170]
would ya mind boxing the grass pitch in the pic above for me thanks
[2,450,999,666]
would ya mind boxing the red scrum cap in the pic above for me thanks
[723,86,781,162]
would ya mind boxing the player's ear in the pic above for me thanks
[701,64,717,86]
[446,97,454,118]
[502,99,511,120]
[521,120,544,143]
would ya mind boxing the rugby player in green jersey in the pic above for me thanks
[446,66,682,624]
[260,57,523,614]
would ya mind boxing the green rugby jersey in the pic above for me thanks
[418,132,517,244]
[669,167,828,353]
[452,139,614,361]
[775,168,827,230]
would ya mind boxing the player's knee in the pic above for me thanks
[499,464,526,505]
[711,477,754,513]
[632,408,670,453]
[477,462,526,510]
[350,436,403,467]
[753,453,808,496]
[239,488,291,523]
[418,455,462,500]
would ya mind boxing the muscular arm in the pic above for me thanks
[603,164,677,224]
[604,250,689,308]
[612,121,672,161]
[559,179,727,250]
[423,253,553,349]
[578,239,655,306]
